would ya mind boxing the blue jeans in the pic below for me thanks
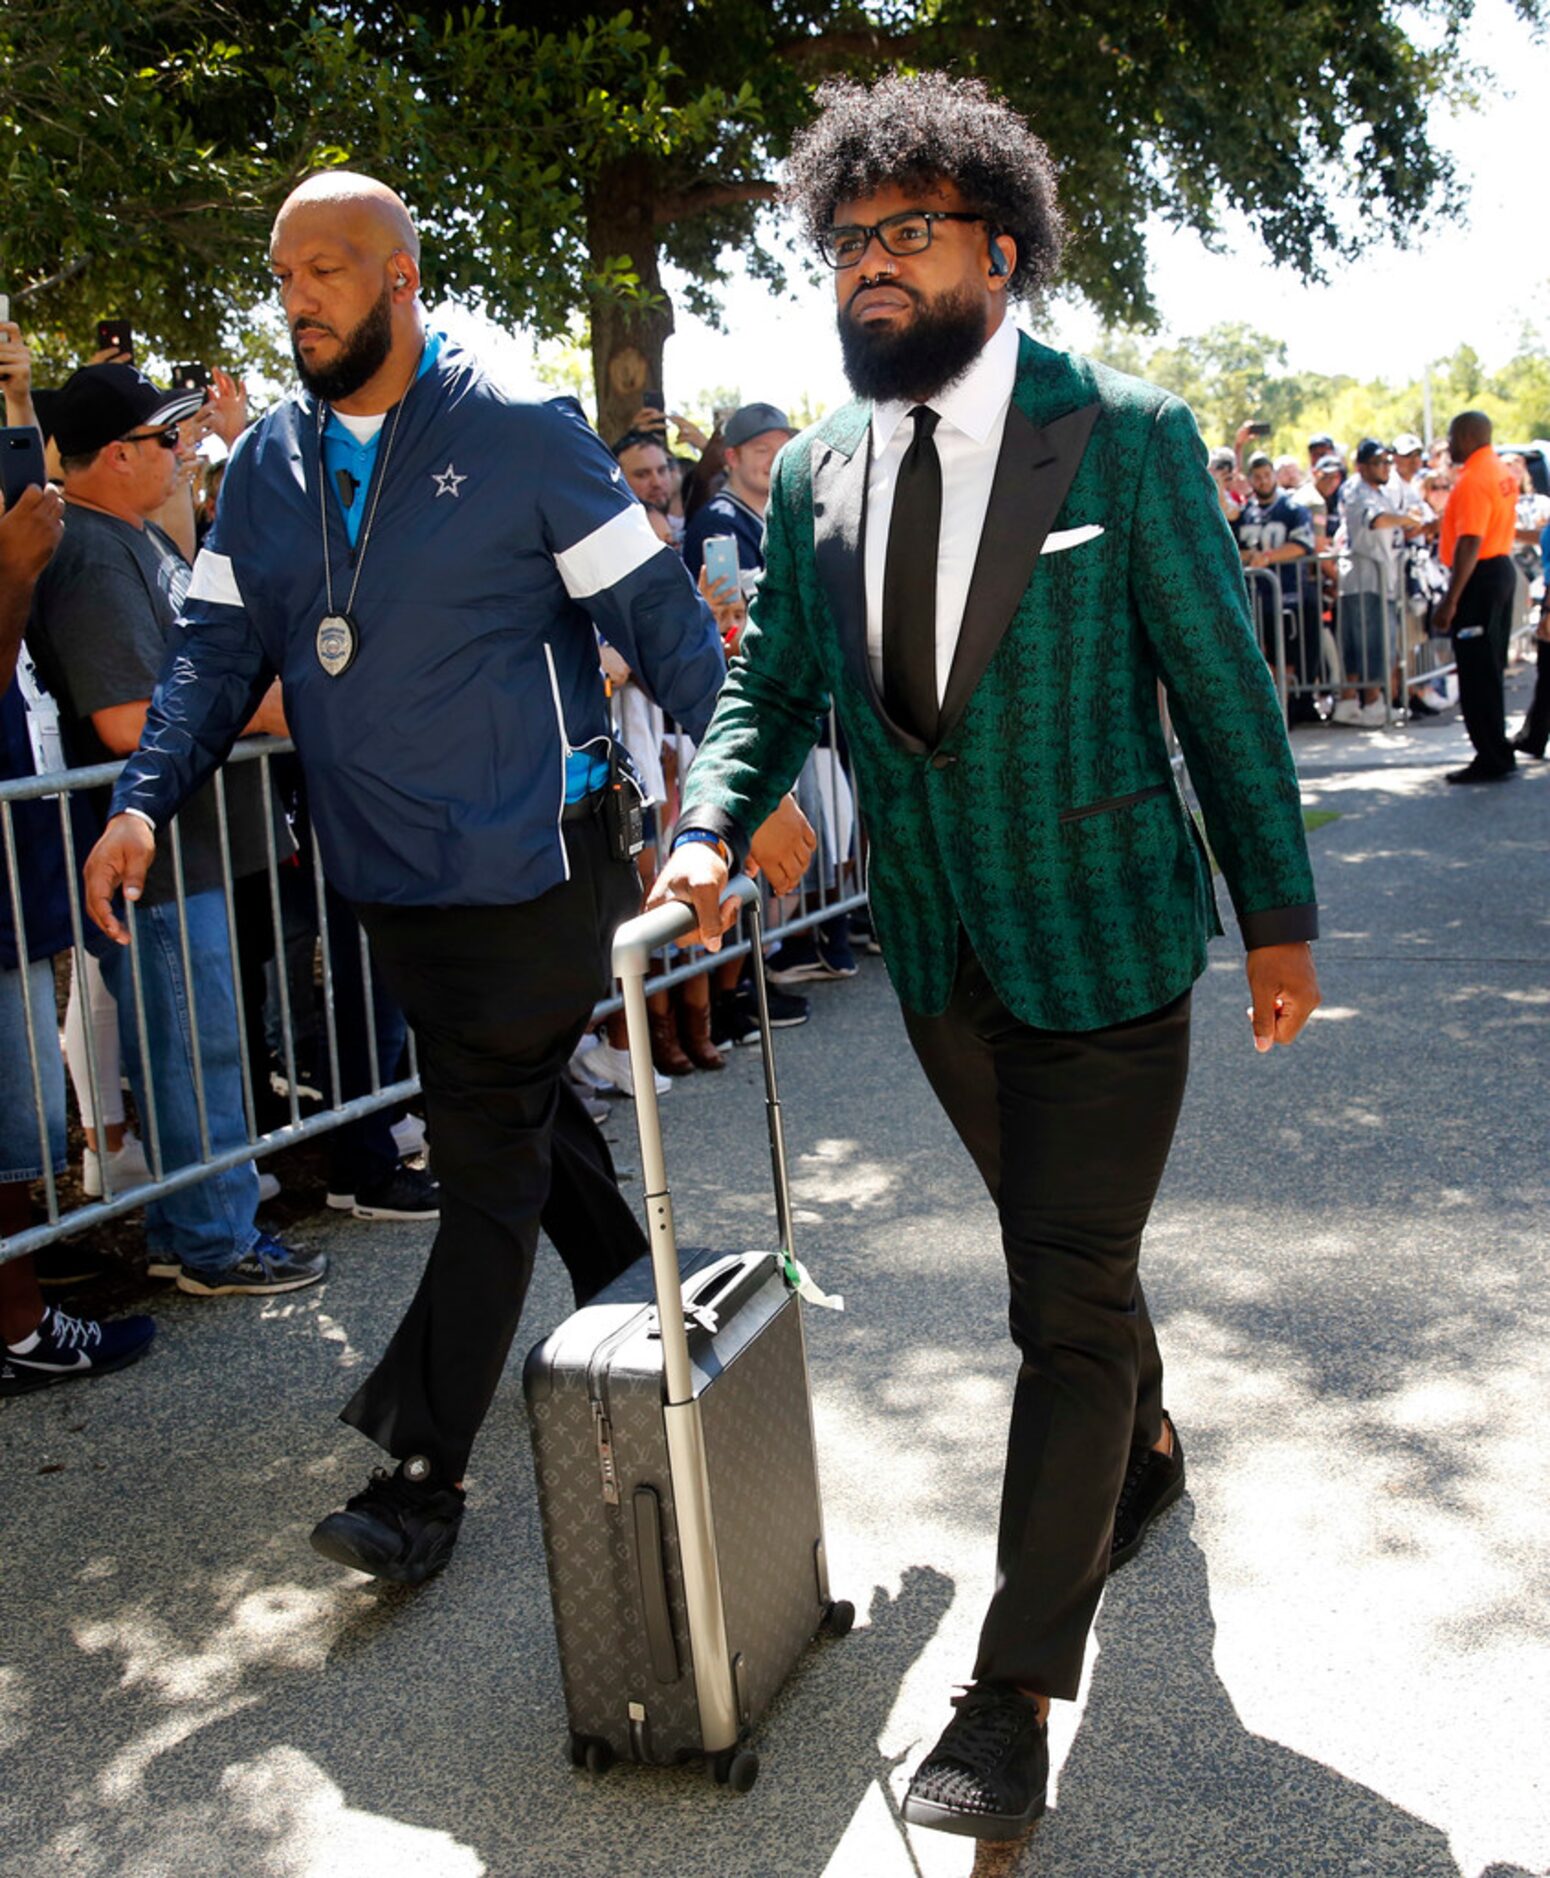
[0,957,67,1225]
[99,889,259,1273]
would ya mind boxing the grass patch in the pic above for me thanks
[1302,809,1342,832]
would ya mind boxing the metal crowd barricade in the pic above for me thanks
[0,736,419,1263]
[1242,566,1291,722]
[589,701,869,1018]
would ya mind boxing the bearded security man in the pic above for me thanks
[82,173,753,1584]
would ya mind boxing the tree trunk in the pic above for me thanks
[586,159,674,446]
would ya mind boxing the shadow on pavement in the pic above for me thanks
[962,1508,1463,1878]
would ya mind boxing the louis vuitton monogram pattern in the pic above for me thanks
[525,1254,828,1766]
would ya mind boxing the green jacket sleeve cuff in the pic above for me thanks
[674,807,750,872]
[1239,904,1320,949]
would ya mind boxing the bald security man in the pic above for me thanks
[83,173,813,1583]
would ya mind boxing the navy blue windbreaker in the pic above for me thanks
[111,337,725,906]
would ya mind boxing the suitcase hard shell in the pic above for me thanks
[522,881,849,1787]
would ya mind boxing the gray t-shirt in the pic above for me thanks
[26,504,284,905]
[1338,478,1402,598]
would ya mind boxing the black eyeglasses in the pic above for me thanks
[123,425,181,450]
[819,210,986,270]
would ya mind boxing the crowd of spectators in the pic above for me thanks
[1211,420,1548,731]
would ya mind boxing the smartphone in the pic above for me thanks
[96,318,134,361]
[1,427,47,508]
[641,388,666,421]
[0,293,10,325]
[1246,421,1272,438]
[702,534,741,600]
[170,361,211,393]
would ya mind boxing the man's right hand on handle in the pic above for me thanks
[84,813,157,945]
[644,840,737,951]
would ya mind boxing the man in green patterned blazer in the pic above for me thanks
[648,72,1322,1841]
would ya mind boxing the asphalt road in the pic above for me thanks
[2,683,1546,1878]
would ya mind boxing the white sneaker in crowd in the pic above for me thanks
[81,1131,152,1199]
[1358,699,1389,728]
[390,1112,427,1158]
[584,1039,670,1100]
[1331,699,1363,726]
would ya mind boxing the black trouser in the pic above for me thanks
[1452,555,1517,768]
[1517,639,1550,754]
[902,940,1191,1700]
[341,817,647,1482]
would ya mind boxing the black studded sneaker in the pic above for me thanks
[309,1458,465,1584]
[1110,1417,1186,1571]
[902,1683,1048,1841]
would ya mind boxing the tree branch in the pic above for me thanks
[654,178,780,227]
[772,27,938,71]
[18,254,93,300]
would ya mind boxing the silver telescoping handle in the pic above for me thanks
[611,873,797,1409]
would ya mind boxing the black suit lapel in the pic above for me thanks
[812,426,929,755]
[937,399,1100,741]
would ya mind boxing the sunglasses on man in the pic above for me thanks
[122,425,181,450]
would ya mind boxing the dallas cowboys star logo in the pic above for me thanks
[432,462,466,498]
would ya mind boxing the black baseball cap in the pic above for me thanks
[1354,437,1392,465]
[724,402,794,448]
[1246,451,1274,471]
[1308,432,1335,450]
[1313,454,1346,476]
[48,364,204,457]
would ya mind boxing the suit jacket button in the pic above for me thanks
[931,752,957,769]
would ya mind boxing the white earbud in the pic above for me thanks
[395,274,408,289]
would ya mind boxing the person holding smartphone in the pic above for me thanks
[0,311,42,438]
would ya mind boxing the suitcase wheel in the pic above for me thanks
[570,1733,614,1775]
[821,1599,856,1638]
[708,1746,760,1793]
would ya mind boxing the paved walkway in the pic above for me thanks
[2,682,1547,1878]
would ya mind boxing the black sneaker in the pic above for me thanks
[175,1231,328,1296]
[326,1164,441,1221]
[1,1304,156,1396]
[761,983,810,1028]
[1110,1419,1186,1571]
[1445,757,1515,784]
[711,991,760,1048]
[310,1459,466,1584]
[33,1244,113,1288]
[902,1683,1048,1840]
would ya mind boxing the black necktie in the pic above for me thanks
[882,405,942,745]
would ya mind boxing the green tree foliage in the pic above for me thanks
[1093,323,1550,452]
[3,0,1538,426]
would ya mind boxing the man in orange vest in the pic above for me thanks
[1434,410,1521,783]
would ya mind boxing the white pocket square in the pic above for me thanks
[1040,524,1105,555]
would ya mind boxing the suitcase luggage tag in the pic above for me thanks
[776,1247,844,1312]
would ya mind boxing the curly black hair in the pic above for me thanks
[784,72,1065,300]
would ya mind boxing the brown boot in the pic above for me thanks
[678,992,726,1071]
[649,1003,695,1077]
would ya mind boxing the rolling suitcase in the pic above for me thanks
[523,878,851,1791]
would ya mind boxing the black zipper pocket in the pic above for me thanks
[1058,781,1171,825]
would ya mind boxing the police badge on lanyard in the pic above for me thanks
[316,611,359,677]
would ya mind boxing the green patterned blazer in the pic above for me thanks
[678,331,1318,1032]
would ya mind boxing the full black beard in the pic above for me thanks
[836,281,989,402]
[292,284,395,402]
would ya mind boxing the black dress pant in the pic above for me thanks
[342,817,647,1482]
[1517,639,1550,753]
[1452,554,1517,768]
[902,939,1192,1700]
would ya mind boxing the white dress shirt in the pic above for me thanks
[864,314,1020,703]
